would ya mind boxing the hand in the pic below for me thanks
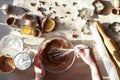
[74,44,103,80]
[74,44,95,65]
[34,52,45,80]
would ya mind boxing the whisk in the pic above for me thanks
[48,46,89,59]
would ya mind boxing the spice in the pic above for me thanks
[55,2,59,6]
[53,11,56,13]
[60,17,64,19]
[54,16,59,20]
[37,6,40,11]
[30,3,36,6]
[0,55,15,73]
[62,4,67,7]
[77,10,81,17]
[66,11,71,14]
[62,23,65,25]
[73,2,77,6]
[71,18,75,21]
[39,1,46,5]
[72,33,78,38]
[49,7,53,10]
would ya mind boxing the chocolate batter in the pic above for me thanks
[0,55,15,73]
[39,36,75,73]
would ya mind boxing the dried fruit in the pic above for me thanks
[37,6,40,11]
[30,3,36,6]
[72,33,78,38]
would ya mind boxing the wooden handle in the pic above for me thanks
[114,0,120,8]
[95,21,118,53]
[95,21,120,67]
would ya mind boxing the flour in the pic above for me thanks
[14,52,32,70]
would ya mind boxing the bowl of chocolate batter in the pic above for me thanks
[0,55,15,73]
[38,35,75,73]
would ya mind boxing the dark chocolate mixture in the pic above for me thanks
[0,55,15,72]
[41,38,74,71]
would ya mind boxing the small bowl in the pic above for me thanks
[0,35,23,57]
[38,35,75,73]
[0,55,15,74]
[14,51,32,70]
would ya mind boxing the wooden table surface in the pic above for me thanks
[0,0,120,80]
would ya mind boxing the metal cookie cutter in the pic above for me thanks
[78,8,92,20]
[92,0,105,14]
[108,22,120,35]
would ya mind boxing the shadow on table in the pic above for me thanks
[45,58,91,80]
[8,5,30,16]
[0,64,35,80]
[100,0,114,15]
[0,0,30,23]
[0,24,11,40]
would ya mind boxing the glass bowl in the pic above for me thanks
[0,55,15,74]
[0,35,23,57]
[38,35,75,73]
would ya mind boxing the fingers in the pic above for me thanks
[34,53,45,75]
[34,66,43,74]
[75,47,84,58]
[34,53,41,67]
[84,48,90,56]
[74,44,90,58]
[76,52,80,58]
[34,52,45,79]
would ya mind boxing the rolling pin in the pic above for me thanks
[114,0,120,8]
[95,21,120,67]
[90,24,120,79]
